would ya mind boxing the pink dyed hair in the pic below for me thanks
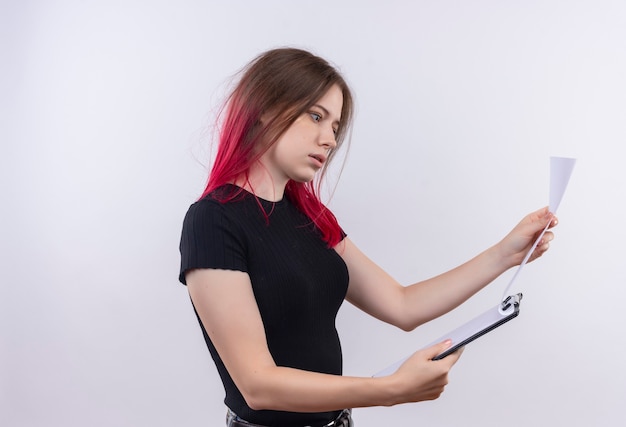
[200,48,354,247]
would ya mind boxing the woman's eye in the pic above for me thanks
[332,128,338,135]
[310,112,322,122]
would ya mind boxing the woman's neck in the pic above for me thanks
[234,162,287,202]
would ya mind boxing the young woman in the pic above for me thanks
[178,48,557,427]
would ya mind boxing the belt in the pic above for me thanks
[226,408,353,427]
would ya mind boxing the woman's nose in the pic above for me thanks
[320,125,337,149]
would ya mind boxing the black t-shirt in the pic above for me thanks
[179,185,349,426]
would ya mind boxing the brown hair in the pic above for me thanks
[203,47,354,246]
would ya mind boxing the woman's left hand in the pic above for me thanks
[496,206,558,269]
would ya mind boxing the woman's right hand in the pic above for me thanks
[390,340,463,404]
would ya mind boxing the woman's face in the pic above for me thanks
[260,84,343,185]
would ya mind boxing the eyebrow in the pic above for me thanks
[312,104,340,126]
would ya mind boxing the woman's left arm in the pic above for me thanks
[337,207,557,331]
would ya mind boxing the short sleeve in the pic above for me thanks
[178,199,248,285]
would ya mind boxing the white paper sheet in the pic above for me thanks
[501,156,576,300]
[549,156,577,213]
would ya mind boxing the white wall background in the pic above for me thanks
[2,1,625,426]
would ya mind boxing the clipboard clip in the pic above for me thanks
[500,293,523,314]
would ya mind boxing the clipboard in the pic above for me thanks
[373,294,522,377]
[432,293,522,360]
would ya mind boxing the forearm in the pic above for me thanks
[240,365,399,412]
[399,208,555,330]
[401,243,509,329]
[241,339,459,413]
[341,238,511,331]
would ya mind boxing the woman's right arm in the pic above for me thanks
[186,268,462,413]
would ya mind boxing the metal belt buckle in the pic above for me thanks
[321,409,351,427]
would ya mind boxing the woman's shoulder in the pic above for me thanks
[189,184,246,208]
[185,193,224,218]
[184,184,257,226]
